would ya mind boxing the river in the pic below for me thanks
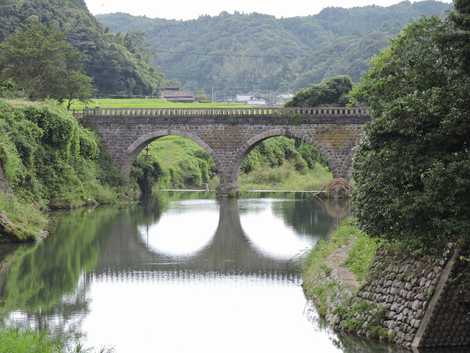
[0,194,461,352]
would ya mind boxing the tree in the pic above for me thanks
[63,72,94,110]
[0,18,94,105]
[286,76,353,107]
[351,15,470,246]
[452,0,470,30]
[449,0,470,74]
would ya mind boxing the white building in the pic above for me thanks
[236,95,267,106]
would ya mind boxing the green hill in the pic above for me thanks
[0,0,164,96]
[97,1,450,95]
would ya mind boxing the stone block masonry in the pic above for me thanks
[79,107,369,195]
[348,243,470,350]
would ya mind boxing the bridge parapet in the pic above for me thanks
[78,107,369,119]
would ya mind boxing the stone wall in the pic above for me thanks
[344,244,470,350]
[413,243,470,349]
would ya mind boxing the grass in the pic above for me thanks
[302,221,389,340]
[68,98,250,110]
[0,329,113,353]
[144,136,216,189]
[303,219,379,315]
[344,229,380,282]
[0,192,47,241]
[0,330,61,353]
[140,136,332,192]
[239,161,332,191]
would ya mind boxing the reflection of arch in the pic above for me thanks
[101,198,313,273]
[125,129,221,173]
[230,128,332,182]
[137,201,219,257]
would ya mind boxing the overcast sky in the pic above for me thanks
[85,0,451,20]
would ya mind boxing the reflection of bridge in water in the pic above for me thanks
[86,198,341,285]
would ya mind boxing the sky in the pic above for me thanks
[85,0,451,20]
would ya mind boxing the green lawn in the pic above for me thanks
[70,98,250,110]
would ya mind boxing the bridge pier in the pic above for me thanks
[216,181,240,198]
[325,178,353,199]
[215,166,240,197]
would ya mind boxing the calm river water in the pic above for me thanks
[0,194,461,353]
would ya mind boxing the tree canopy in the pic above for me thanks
[0,0,164,97]
[0,19,93,106]
[351,5,470,246]
[98,1,450,95]
[285,76,352,107]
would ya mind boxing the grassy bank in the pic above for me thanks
[240,161,331,191]
[0,330,62,353]
[140,135,332,192]
[0,99,127,241]
[302,219,392,340]
[0,329,110,353]
[303,219,379,316]
[0,193,47,242]
[68,98,249,109]
[141,136,217,190]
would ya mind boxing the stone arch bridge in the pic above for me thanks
[79,107,370,195]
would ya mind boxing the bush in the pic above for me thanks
[0,100,121,210]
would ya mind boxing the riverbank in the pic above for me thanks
[302,219,381,328]
[302,220,470,349]
[0,329,113,353]
[0,100,133,242]
[146,135,333,193]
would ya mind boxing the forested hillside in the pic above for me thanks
[98,1,450,95]
[0,0,164,96]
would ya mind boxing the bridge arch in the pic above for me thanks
[124,129,222,179]
[229,128,334,184]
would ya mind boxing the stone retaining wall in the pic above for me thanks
[344,244,470,350]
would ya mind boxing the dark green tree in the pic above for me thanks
[452,0,470,30]
[450,0,470,74]
[63,71,94,110]
[351,14,470,246]
[132,157,163,197]
[286,76,353,107]
[0,19,94,104]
